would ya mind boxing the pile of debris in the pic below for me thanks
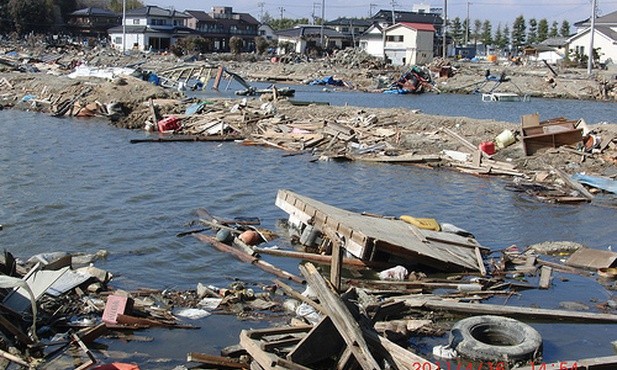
[327,48,389,70]
[182,190,617,370]
[0,249,287,369]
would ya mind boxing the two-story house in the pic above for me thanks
[108,6,198,52]
[276,25,350,54]
[569,9,617,65]
[324,18,373,46]
[67,7,120,38]
[359,9,443,63]
[183,7,260,52]
[383,22,435,65]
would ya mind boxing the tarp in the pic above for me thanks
[571,173,617,194]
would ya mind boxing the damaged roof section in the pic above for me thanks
[275,189,489,273]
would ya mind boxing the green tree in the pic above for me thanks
[109,0,142,12]
[559,20,571,37]
[494,25,503,49]
[502,24,510,49]
[9,0,52,34]
[449,16,463,46]
[472,19,482,44]
[55,0,77,22]
[269,17,309,30]
[537,19,549,42]
[527,18,537,45]
[480,20,492,46]
[229,35,243,55]
[549,21,559,38]
[0,0,12,33]
[255,36,268,55]
[261,11,273,24]
[511,15,526,50]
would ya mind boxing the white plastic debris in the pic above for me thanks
[175,308,211,320]
[378,265,409,281]
[432,344,457,359]
[296,302,322,325]
[198,297,223,311]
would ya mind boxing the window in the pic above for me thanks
[386,35,404,42]
[342,27,349,33]
[114,37,122,44]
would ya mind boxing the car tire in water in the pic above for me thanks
[449,315,542,362]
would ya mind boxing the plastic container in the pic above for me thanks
[478,141,496,155]
[487,54,497,62]
[495,129,515,149]
[157,116,181,132]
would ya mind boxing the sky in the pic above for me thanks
[145,0,616,26]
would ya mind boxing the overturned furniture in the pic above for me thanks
[275,189,488,273]
[520,113,584,156]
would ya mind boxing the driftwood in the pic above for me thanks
[194,234,304,284]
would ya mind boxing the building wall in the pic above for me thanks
[569,29,617,63]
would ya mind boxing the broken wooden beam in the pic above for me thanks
[299,262,381,370]
[516,355,617,370]
[186,352,248,368]
[194,234,304,284]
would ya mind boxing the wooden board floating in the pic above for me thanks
[275,189,488,272]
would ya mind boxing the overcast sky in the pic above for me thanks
[145,1,614,27]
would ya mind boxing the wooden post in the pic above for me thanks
[300,263,381,370]
[330,241,342,292]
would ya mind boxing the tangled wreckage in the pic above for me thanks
[3,189,617,369]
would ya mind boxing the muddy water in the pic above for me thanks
[1,101,616,368]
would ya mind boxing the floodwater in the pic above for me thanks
[1,87,616,368]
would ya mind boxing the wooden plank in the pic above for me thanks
[194,234,304,284]
[516,355,617,370]
[240,329,284,369]
[186,352,247,368]
[566,247,617,270]
[475,247,487,276]
[552,166,594,200]
[539,265,552,289]
[300,263,381,370]
[255,248,383,270]
[403,298,617,323]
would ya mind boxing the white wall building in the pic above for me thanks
[383,22,435,66]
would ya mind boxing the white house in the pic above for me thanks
[383,22,435,66]
[258,24,277,42]
[108,6,197,52]
[569,9,617,64]
[358,24,385,58]
[275,25,350,54]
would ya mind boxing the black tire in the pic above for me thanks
[449,315,542,362]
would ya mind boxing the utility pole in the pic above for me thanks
[390,0,397,25]
[320,0,325,48]
[587,0,596,75]
[442,0,447,58]
[122,0,126,53]
[369,3,377,17]
[312,2,321,25]
[465,1,471,45]
[257,2,265,22]
[278,6,285,20]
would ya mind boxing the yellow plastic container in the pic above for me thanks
[400,215,441,231]
[487,54,497,62]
